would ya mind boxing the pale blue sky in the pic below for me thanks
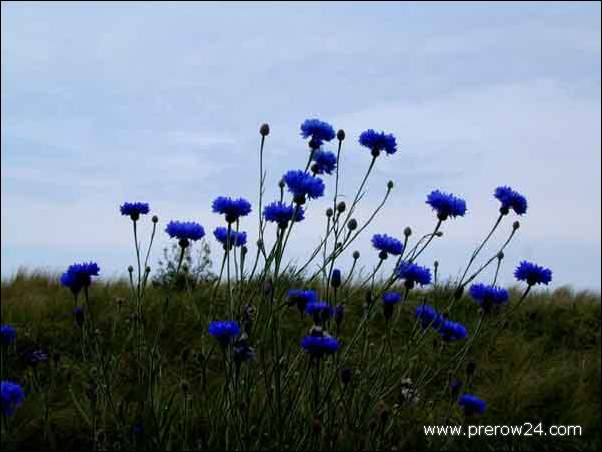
[1,1,601,290]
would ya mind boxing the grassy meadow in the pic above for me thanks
[1,270,600,451]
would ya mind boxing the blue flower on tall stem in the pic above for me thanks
[372,234,404,259]
[382,292,402,320]
[469,283,509,311]
[514,261,552,286]
[165,221,206,248]
[301,333,340,359]
[311,150,337,175]
[396,263,432,289]
[458,393,486,415]
[213,227,247,249]
[1,325,16,345]
[60,262,100,297]
[287,289,318,314]
[263,202,305,229]
[415,304,443,329]
[283,170,325,204]
[1,380,26,416]
[119,202,150,221]
[426,190,467,221]
[212,196,252,223]
[494,186,527,215]
[208,321,240,346]
[359,129,398,157]
[438,320,468,342]
[305,301,335,324]
[300,118,336,149]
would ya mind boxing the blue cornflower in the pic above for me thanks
[263,202,305,228]
[208,321,240,345]
[301,334,340,359]
[494,186,527,215]
[469,283,509,311]
[382,292,402,305]
[311,150,337,175]
[287,289,318,313]
[305,301,335,323]
[414,304,443,329]
[438,320,468,342]
[119,202,150,221]
[165,221,206,247]
[283,170,325,204]
[213,227,247,249]
[396,263,432,288]
[1,325,16,345]
[212,196,253,223]
[371,234,404,258]
[426,190,467,221]
[300,118,336,149]
[514,261,552,286]
[458,393,486,416]
[1,380,26,416]
[60,262,100,296]
[358,129,398,156]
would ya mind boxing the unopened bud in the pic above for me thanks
[387,180,394,190]
[513,221,520,230]
[352,250,360,260]
[128,265,134,273]
[259,123,270,136]
[152,215,159,223]
[336,201,346,213]
[435,231,443,237]
[347,219,358,231]
[337,129,345,141]
[326,208,334,218]
[404,226,412,237]
[497,251,504,260]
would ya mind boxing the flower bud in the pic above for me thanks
[278,179,285,189]
[152,215,159,223]
[128,265,134,273]
[404,226,412,237]
[352,250,360,260]
[378,250,388,260]
[435,231,444,237]
[337,129,345,141]
[331,269,341,288]
[513,221,520,230]
[497,251,504,260]
[326,208,334,218]
[387,180,394,190]
[259,123,270,136]
[347,218,358,231]
[434,260,439,268]
[336,201,346,213]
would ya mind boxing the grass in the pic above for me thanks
[1,270,600,451]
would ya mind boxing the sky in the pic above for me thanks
[1,1,601,290]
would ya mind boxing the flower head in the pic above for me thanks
[396,263,432,288]
[1,380,26,416]
[1,325,16,345]
[438,320,468,342]
[494,186,527,215]
[415,303,443,329]
[287,289,318,313]
[208,321,240,345]
[426,190,467,221]
[263,202,305,228]
[213,227,247,249]
[60,262,100,296]
[119,202,150,221]
[458,393,486,415]
[305,301,335,323]
[371,234,404,257]
[469,283,509,310]
[311,150,337,175]
[283,170,325,204]
[301,334,340,359]
[165,221,206,245]
[382,292,402,305]
[331,269,342,288]
[359,129,398,156]
[300,118,336,148]
[212,197,252,223]
[514,261,552,286]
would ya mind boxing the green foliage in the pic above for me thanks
[1,275,600,451]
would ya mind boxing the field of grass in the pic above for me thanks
[1,271,600,451]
